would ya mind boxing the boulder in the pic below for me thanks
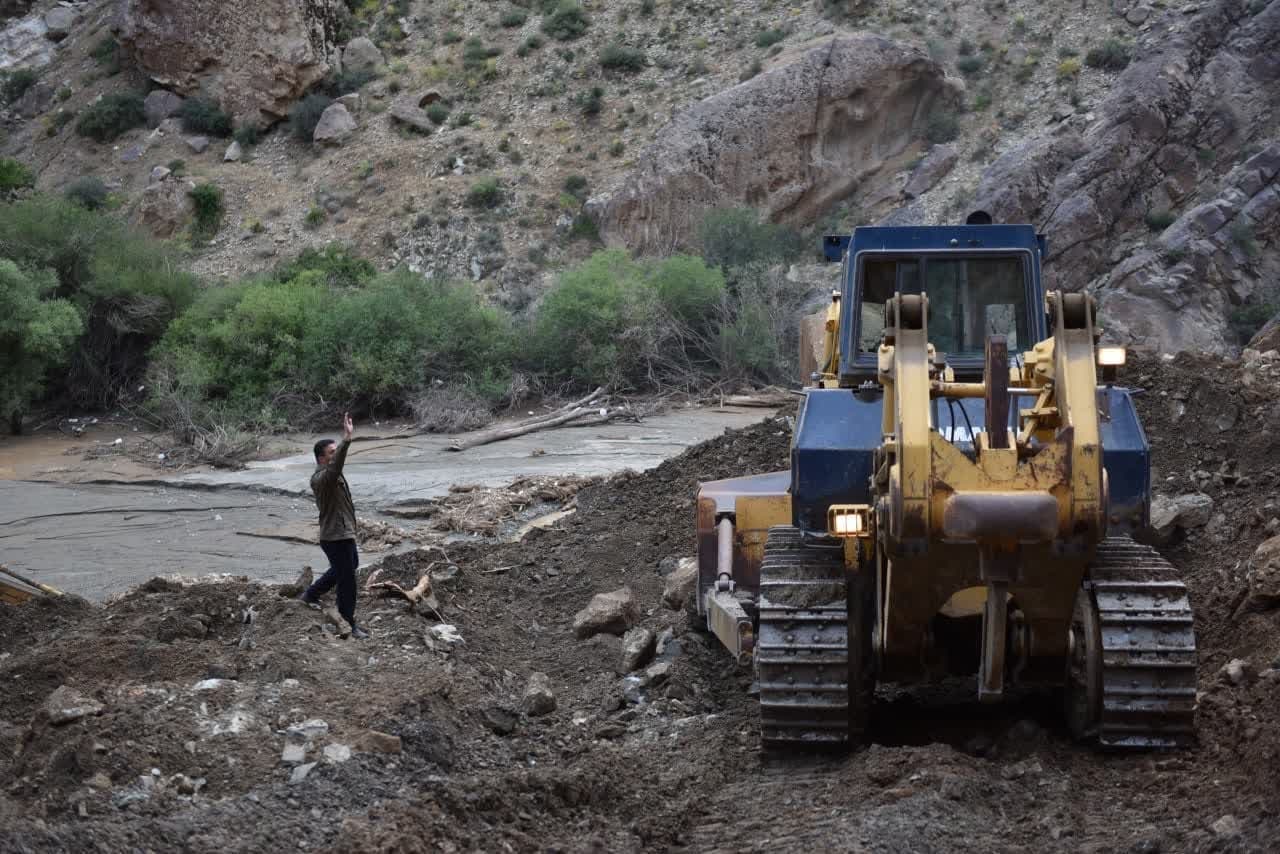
[42,7,75,40]
[619,627,656,673]
[131,176,195,239]
[588,34,961,253]
[224,141,243,162]
[0,12,55,71]
[481,706,518,735]
[42,685,103,725]
[1148,492,1214,542]
[144,90,184,128]
[661,558,698,611]
[1246,535,1280,610]
[389,99,433,134]
[14,80,53,118]
[903,144,958,198]
[186,135,210,154]
[342,36,384,72]
[522,672,556,716]
[335,92,361,114]
[1249,315,1280,354]
[313,102,356,145]
[119,0,344,124]
[573,587,639,638]
[354,730,402,754]
[322,743,352,763]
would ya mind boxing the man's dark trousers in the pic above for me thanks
[309,539,359,627]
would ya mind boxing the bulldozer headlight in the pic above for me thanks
[1096,346,1126,367]
[828,504,872,538]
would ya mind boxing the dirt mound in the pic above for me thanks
[4,397,1280,851]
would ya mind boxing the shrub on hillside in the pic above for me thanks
[324,68,378,97]
[924,107,959,143]
[0,260,83,433]
[0,158,35,194]
[75,93,146,142]
[189,182,225,239]
[600,44,645,71]
[542,2,589,41]
[697,207,805,271]
[0,68,37,104]
[0,196,197,408]
[465,177,503,209]
[499,6,528,27]
[1085,39,1131,71]
[289,94,334,142]
[64,176,110,210]
[178,97,233,137]
[272,244,376,289]
[754,29,786,49]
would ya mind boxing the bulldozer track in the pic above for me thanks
[1088,536,1198,749]
[756,526,858,749]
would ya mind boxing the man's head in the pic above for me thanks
[314,438,337,466]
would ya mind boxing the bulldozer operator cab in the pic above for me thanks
[831,223,1049,385]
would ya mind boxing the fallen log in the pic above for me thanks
[720,387,797,407]
[0,564,64,598]
[448,388,609,451]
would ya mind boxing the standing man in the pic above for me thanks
[298,412,369,639]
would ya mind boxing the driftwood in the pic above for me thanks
[720,386,797,407]
[448,388,608,451]
[0,564,64,597]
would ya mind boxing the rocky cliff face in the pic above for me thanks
[118,0,344,125]
[588,34,962,254]
[972,0,1280,353]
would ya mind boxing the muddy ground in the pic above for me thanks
[2,352,1280,852]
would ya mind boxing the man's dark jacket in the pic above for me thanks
[311,440,356,542]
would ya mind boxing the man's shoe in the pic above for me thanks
[351,626,371,640]
[296,590,321,609]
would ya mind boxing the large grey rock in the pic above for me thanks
[131,177,195,239]
[903,144,958,198]
[0,11,54,71]
[1249,315,1280,354]
[14,80,52,118]
[389,99,433,134]
[313,102,357,145]
[144,90,184,128]
[619,627,656,673]
[119,0,344,124]
[573,587,640,639]
[661,557,698,611]
[185,135,210,154]
[42,7,75,40]
[42,685,103,725]
[521,672,556,716]
[223,141,243,162]
[588,34,961,253]
[1246,535,1280,610]
[342,36,384,72]
[1148,492,1214,542]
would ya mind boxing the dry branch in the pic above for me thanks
[447,387,608,451]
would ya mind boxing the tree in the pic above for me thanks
[0,259,83,433]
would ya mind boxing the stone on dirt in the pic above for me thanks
[186,135,210,154]
[144,89,184,127]
[224,141,243,162]
[156,614,207,642]
[1210,814,1242,838]
[482,705,519,735]
[1149,492,1214,542]
[281,743,306,764]
[643,661,671,687]
[323,743,352,763]
[354,730,402,754]
[42,685,103,725]
[289,762,316,784]
[43,7,75,40]
[573,587,639,638]
[342,36,384,72]
[903,144,959,198]
[1221,658,1252,685]
[389,99,434,134]
[286,718,329,741]
[661,558,697,611]
[1246,535,1280,610]
[619,627,656,673]
[522,672,556,716]
[313,103,357,145]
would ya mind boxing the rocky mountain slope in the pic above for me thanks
[0,0,1276,349]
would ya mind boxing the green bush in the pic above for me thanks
[465,177,503,209]
[956,55,984,75]
[273,245,376,289]
[89,36,118,67]
[152,268,512,423]
[64,176,109,210]
[289,94,334,142]
[426,102,449,124]
[1144,209,1176,232]
[75,93,146,143]
[0,158,35,193]
[178,97,233,137]
[0,260,83,433]
[325,68,378,96]
[564,174,589,200]
[575,85,603,116]
[0,68,37,104]
[1085,39,1131,71]
[500,6,528,26]
[463,37,501,69]
[1230,221,1260,258]
[233,125,261,147]
[754,29,786,48]
[189,183,224,239]
[517,34,545,56]
[600,44,645,71]
[697,207,804,270]
[543,2,590,41]
[443,30,463,44]
[924,107,959,143]
[304,206,327,229]
[0,196,197,408]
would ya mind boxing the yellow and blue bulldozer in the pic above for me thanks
[696,216,1197,750]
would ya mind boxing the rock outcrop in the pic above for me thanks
[972,1,1280,354]
[119,0,345,125]
[588,34,961,253]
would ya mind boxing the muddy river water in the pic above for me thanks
[0,407,771,600]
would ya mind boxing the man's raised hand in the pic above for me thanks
[343,412,354,441]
